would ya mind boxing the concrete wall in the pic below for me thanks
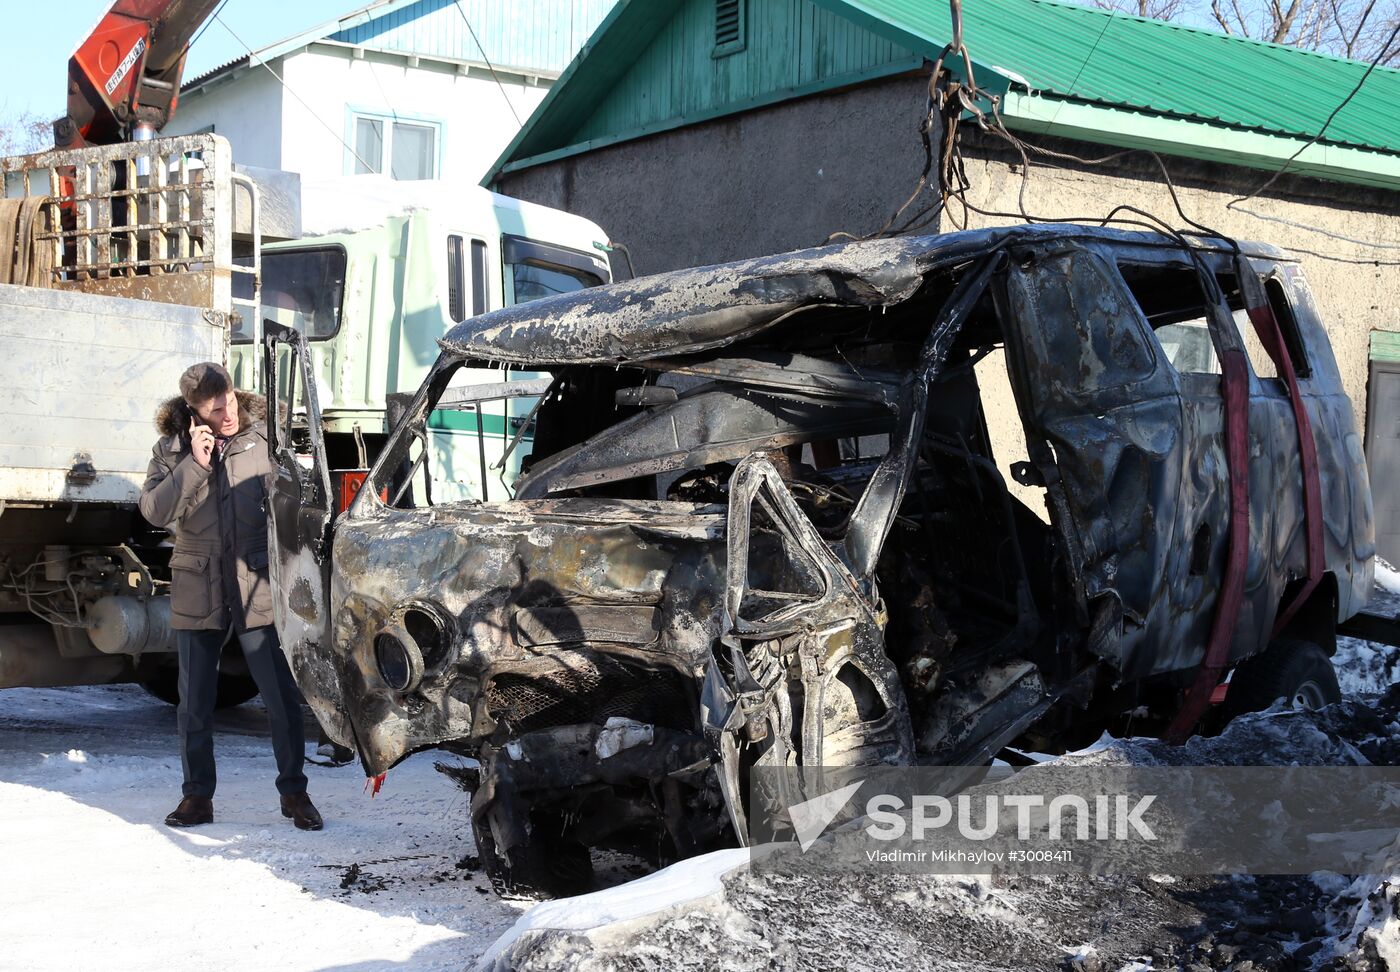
[174,43,550,186]
[495,71,940,275]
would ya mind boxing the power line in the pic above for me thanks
[189,0,232,51]
[1227,21,1400,210]
[215,15,378,175]
[452,0,523,127]
[362,57,404,179]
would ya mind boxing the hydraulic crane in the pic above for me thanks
[54,0,223,149]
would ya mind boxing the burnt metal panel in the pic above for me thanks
[438,225,1286,367]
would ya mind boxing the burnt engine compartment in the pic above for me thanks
[447,270,1098,897]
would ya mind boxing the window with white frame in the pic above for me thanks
[350,112,439,180]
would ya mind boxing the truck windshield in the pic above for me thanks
[509,261,602,302]
[502,235,607,305]
[232,246,347,343]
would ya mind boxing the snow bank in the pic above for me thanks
[1376,559,1400,596]
[475,848,748,970]
[1336,584,1400,697]
[1322,874,1400,969]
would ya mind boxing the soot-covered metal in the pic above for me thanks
[265,224,1373,898]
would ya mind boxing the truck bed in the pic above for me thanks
[0,281,227,506]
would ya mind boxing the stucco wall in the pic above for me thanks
[167,65,284,169]
[175,44,549,186]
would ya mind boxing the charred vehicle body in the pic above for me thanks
[265,224,1373,896]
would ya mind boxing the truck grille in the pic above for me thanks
[485,652,696,735]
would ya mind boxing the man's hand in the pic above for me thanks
[189,416,215,470]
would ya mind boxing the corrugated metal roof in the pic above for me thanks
[329,0,615,75]
[183,0,615,90]
[487,0,1400,186]
[827,0,1400,152]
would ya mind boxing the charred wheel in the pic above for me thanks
[1223,637,1341,719]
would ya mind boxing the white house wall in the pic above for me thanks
[167,67,285,169]
[277,46,548,187]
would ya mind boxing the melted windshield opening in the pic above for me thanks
[233,246,347,343]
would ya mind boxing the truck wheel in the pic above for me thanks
[136,663,260,710]
[1224,638,1341,718]
[472,803,593,900]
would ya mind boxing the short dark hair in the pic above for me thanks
[179,362,233,407]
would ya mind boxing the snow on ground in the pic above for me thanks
[0,683,527,972]
[1335,586,1400,697]
[3,585,1397,971]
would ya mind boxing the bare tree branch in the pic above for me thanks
[1192,0,1399,63]
[0,111,51,157]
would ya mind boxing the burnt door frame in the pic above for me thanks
[262,321,350,745]
[996,240,1202,678]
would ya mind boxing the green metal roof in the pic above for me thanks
[486,0,1400,187]
[829,0,1400,153]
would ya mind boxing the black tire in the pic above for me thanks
[1224,638,1341,719]
[472,801,594,900]
[136,663,260,710]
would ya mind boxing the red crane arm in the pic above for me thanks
[55,0,223,149]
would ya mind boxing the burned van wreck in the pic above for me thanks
[265,224,1373,897]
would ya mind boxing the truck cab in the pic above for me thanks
[231,184,611,507]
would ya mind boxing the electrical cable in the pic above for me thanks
[981,118,1400,266]
[215,15,379,175]
[833,0,1400,269]
[188,0,232,52]
[1226,198,1400,252]
[1227,21,1400,211]
[452,0,524,127]
[362,57,405,179]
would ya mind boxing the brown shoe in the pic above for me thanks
[165,795,213,827]
[280,791,323,831]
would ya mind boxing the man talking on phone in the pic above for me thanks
[139,362,323,831]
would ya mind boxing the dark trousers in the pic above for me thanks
[177,625,308,798]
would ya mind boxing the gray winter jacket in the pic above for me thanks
[138,391,275,632]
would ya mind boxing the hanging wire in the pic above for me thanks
[1226,21,1400,212]
[1226,203,1400,251]
[188,0,232,51]
[362,57,405,179]
[452,0,524,127]
[823,0,996,244]
[968,109,1400,266]
[216,16,379,174]
[842,0,1400,268]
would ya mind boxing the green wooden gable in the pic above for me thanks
[571,0,919,145]
[494,0,921,175]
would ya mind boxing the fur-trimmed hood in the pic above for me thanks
[155,390,267,440]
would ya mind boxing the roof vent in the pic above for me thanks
[713,0,745,56]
